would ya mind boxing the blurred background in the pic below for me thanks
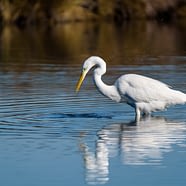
[0,0,186,66]
[0,0,186,24]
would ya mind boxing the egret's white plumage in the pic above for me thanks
[76,56,186,120]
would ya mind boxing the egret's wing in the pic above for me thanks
[116,74,171,103]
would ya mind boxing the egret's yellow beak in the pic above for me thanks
[76,71,86,92]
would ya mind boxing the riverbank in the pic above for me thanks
[0,0,186,26]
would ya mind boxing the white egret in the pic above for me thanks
[76,56,186,120]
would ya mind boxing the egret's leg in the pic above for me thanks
[142,111,151,117]
[135,108,141,121]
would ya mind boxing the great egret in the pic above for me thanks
[76,56,186,120]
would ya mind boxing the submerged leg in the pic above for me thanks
[142,111,151,117]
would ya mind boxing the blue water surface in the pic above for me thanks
[0,62,185,186]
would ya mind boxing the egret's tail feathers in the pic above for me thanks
[136,89,186,115]
[169,90,186,105]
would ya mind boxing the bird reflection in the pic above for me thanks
[80,116,186,185]
[80,139,109,185]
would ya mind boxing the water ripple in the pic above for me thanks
[45,113,112,119]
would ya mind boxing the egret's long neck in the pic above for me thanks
[93,72,121,102]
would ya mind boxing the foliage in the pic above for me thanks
[0,0,185,25]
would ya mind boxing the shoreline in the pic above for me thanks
[0,0,186,26]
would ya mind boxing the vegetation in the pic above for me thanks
[0,0,186,25]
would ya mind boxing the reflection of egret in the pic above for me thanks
[76,56,186,120]
[80,117,186,185]
[120,117,186,165]
[80,140,109,185]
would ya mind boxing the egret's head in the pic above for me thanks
[75,56,98,92]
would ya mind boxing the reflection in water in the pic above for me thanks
[81,141,109,185]
[80,117,186,185]
[0,21,186,66]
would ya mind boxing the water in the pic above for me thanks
[0,22,186,186]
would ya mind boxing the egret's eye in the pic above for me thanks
[82,68,86,72]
